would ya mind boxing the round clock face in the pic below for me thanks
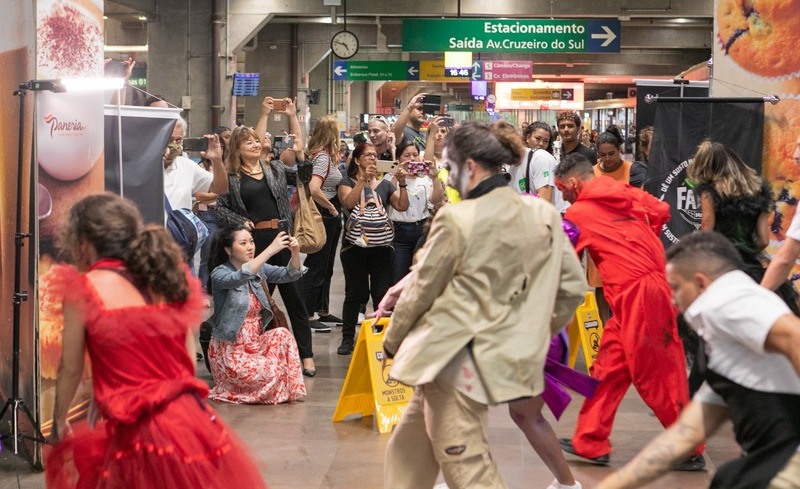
[331,30,359,59]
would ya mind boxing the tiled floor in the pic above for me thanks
[0,257,739,488]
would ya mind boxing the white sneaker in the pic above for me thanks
[433,484,449,489]
[546,480,582,489]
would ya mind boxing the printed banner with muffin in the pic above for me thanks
[36,0,105,440]
[0,2,36,455]
[713,0,800,248]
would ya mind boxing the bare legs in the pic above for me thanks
[508,396,576,486]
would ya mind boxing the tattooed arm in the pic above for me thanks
[597,400,729,489]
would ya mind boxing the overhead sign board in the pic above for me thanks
[482,60,533,81]
[333,60,420,81]
[419,60,469,82]
[402,19,620,53]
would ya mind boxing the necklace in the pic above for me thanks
[241,165,263,175]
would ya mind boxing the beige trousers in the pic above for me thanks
[383,378,507,489]
[769,450,800,489]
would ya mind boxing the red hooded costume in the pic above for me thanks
[565,176,698,458]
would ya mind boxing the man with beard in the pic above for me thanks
[367,115,395,161]
[392,93,429,153]
[553,153,704,471]
[556,111,596,164]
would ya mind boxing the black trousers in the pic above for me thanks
[302,210,342,316]
[253,228,313,359]
[340,244,393,341]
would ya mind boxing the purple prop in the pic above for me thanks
[541,329,601,420]
[562,219,580,247]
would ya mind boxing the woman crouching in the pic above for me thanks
[207,227,307,404]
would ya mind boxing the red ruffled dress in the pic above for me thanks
[45,260,267,489]
[208,292,306,404]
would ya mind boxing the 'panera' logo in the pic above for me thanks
[43,113,86,137]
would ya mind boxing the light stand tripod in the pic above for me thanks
[0,79,64,470]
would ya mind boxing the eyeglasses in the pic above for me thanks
[170,136,184,144]
[361,152,378,158]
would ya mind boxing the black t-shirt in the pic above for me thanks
[240,173,280,222]
[565,143,597,165]
[377,148,394,161]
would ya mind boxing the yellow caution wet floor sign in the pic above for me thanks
[567,291,605,371]
[332,317,413,433]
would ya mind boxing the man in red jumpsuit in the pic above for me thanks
[553,154,705,471]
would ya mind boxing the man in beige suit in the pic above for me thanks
[383,122,587,489]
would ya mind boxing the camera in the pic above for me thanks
[420,94,441,115]
[406,161,430,175]
[272,98,287,111]
[183,137,209,152]
[273,135,295,151]
[439,116,455,128]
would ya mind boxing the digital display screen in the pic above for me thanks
[232,72,260,97]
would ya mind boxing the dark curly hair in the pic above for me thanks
[59,193,189,303]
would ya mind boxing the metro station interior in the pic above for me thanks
[3,1,794,488]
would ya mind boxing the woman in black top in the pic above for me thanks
[689,140,799,313]
[336,143,409,355]
[216,116,318,376]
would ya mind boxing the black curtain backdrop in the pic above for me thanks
[645,101,765,246]
[104,112,176,224]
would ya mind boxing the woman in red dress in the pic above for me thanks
[47,193,267,489]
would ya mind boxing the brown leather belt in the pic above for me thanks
[253,219,280,230]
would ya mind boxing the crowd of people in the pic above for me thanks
[44,93,800,489]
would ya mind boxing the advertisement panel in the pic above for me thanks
[36,0,105,439]
[711,1,800,251]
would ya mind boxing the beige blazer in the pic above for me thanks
[384,187,587,405]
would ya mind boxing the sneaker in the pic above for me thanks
[559,438,610,465]
[317,314,343,325]
[674,454,706,472]
[547,480,582,489]
[309,320,331,333]
[337,337,355,355]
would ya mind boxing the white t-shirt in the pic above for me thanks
[384,174,433,223]
[684,270,800,399]
[786,210,800,241]
[164,155,214,210]
[506,149,568,213]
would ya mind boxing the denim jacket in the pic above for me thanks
[210,260,302,341]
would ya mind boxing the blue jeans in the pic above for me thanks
[196,209,219,290]
[390,220,426,285]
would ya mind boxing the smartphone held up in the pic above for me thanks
[183,137,209,152]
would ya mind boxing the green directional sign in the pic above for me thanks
[333,61,420,81]
[402,19,620,53]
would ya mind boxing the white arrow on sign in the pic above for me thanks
[333,65,347,77]
[591,25,617,47]
[408,65,418,77]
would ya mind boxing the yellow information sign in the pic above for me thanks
[567,291,605,371]
[332,317,414,433]
[419,60,470,82]
[511,88,562,101]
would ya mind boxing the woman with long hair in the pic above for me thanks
[336,142,409,355]
[629,126,652,188]
[303,116,345,332]
[215,102,317,376]
[206,226,306,404]
[688,140,799,312]
[47,193,266,488]
[385,138,443,284]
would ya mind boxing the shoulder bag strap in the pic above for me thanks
[258,274,279,310]
[525,149,535,194]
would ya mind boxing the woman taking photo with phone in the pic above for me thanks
[336,142,409,355]
[206,227,307,404]
[303,116,345,333]
[215,97,317,376]
[385,138,443,284]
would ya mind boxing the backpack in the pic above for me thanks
[164,196,209,262]
[292,178,327,254]
[344,185,394,248]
